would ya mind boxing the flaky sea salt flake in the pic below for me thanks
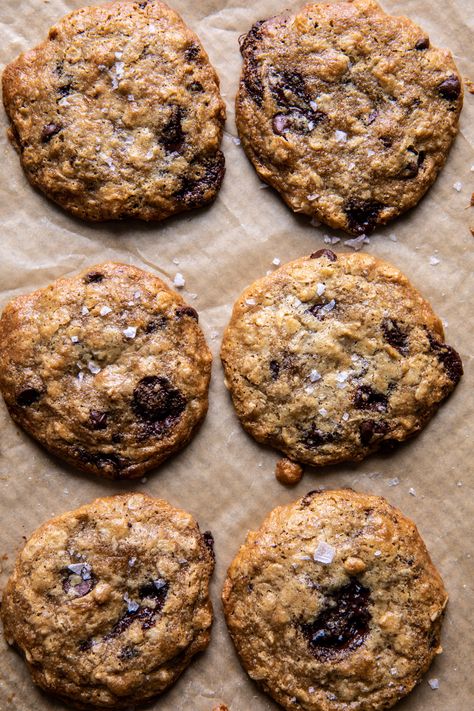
[245,298,256,306]
[429,255,440,266]
[88,361,101,375]
[309,369,321,382]
[388,477,400,487]
[408,487,416,496]
[313,541,336,564]
[335,130,347,143]
[316,282,326,296]
[100,305,112,316]
[173,272,185,288]
[123,326,137,339]
[272,257,281,266]
[453,181,462,192]
[319,407,328,416]
[81,305,89,315]
[344,235,367,251]
[428,678,439,690]
[70,336,79,343]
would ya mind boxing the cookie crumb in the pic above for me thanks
[275,458,303,485]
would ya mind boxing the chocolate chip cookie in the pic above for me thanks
[222,488,447,711]
[0,262,212,479]
[236,0,462,234]
[221,250,462,467]
[1,492,214,708]
[2,0,225,221]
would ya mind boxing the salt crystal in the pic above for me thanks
[127,94,135,102]
[153,578,167,590]
[309,369,321,382]
[123,326,137,339]
[210,330,219,340]
[330,236,341,244]
[390,668,398,677]
[58,97,70,107]
[313,541,336,564]
[319,299,336,315]
[344,235,368,251]
[309,100,318,111]
[389,233,398,242]
[272,257,281,266]
[342,412,349,421]
[259,183,269,189]
[335,130,347,143]
[67,563,87,575]
[173,272,185,288]
[133,291,141,299]
[77,371,84,382]
[307,193,318,201]
[149,23,156,32]
[81,305,89,315]
[457,481,463,487]
[232,137,241,146]
[324,235,332,244]
[115,51,123,59]
[70,336,79,343]
[316,282,325,296]
[305,386,314,395]
[319,408,328,416]
[335,371,349,383]
[429,255,440,265]
[348,162,356,170]
[88,361,101,375]
[453,181,462,192]
[245,298,256,306]
[115,61,125,79]
[374,550,382,557]
[367,149,375,156]
[428,679,439,690]
[123,593,139,613]
[388,477,400,487]
[100,305,112,316]
[308,687,315,694]
[128,557,136,567]
[408,487,416,496]
[310,216,321,227]
[172,257,180,265]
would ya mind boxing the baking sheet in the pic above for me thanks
[0,0,472,709]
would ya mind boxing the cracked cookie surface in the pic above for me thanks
[2,0,225,221]
[236,0,462,234]
[222,489,447,711]
[1,493,214,709]
[221,250,462,467]
[0,262,212,479]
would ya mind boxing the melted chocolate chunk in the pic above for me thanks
[89,410,108,430]
[438,76,461,101]
[132,376,186,423]
[301,424,336,448]
[76,448,127,473]
[175,306,198,321]
[145,315,168,333]
[189,81,203,93]
[359,419,389,446]
[202,530,215,561]
[382,318,409,355]
[415,37,430,50]
[399,147,425,179]
[139,579,169,607]
[175,151,225,208]
[58,83,73,98]
[310,249,337,261]
[79,639,93,651]
[17,388,42,407]
[379,135,392,148]
[119,645,139,660]
[427,333,463,383]
[269,360,280,380]
[41,123,62,143]
[62,563,95,598]
[354,385,389,413]
[161,105,184,153]
[184,43,200,61]
[345,200,384,235]
[240,21,265,106]
[105,581,169,640]
[300,579,371,659]
[301,489,324,507]
[84,271,104,283]
[269,70,325,135]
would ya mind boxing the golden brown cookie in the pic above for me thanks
[222,488,447,711]
[2,0,225,221]
[0,262,212,479]
[221,250,462,467]
[1,492,214,709]
[236,0,462,234]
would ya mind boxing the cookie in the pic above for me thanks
[236,0,462,234]
[1,492,214,708]
[221,250,462,467]
[2,0,225,221]
[222,488,447,711]
[0,262,212,479]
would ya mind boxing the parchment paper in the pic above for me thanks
[0,0,472,709]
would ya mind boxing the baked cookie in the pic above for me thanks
[221,250,462,467]
[2,0,225,221]
[236,0,462,234]
[222,488,447,711]
[0,262,212,479]
[1,492,214,709]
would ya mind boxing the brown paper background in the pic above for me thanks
[0,0,472,709]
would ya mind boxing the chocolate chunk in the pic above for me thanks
[359,419,389,446]
[185,43,200,61]
[438,76,461,101]
[202,530,215,561]
[399,147,425,179]
[16,388,41,407]
[89,410,108,430]
[78,639,93,652]
[269,360,280,380]
[84,271,104,283]
[344,200,384,235]
[301,489,324,507]
[427,333,463,383]
[111,433,122,444]
[269,70,309,108]
[145,315,168,333]
[301,424,335,448]
[41,123,62,143]
[175,151,225,208]
[62,563,95,598]
[379,135,392,148]
[76,448,127,473]
[354,385,388,412]
[175,306,198,321]
[161,105,184,153]
[415,37,430,50]
[139,579,169,607]
[381,318,409,355]
[300,579,371,660]
[240,22,265,106]
[132,376,186,422]
[310,249,337,261]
